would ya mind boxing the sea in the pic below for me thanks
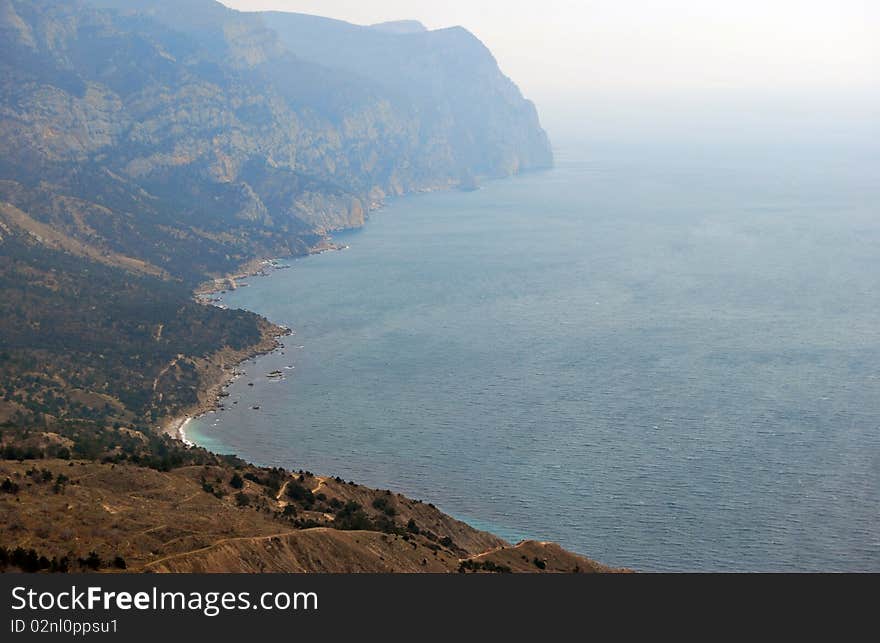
[188,139,880,571]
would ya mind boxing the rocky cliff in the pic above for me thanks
[2,0,552,259]
[0,0,553,427]
[0,0,587,574]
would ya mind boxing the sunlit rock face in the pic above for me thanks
[0,0,552,276]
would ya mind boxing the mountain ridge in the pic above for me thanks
[0,0,609,575]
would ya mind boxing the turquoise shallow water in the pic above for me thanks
[189,141,880,571]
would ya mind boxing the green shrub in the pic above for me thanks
[333,501,374,531]
[1,478,19,494]
[79,551,101,570]
[285,480,315,508]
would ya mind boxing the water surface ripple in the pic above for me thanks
[190,142,880,571]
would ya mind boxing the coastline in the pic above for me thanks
[173,180,505,444]
[159,314,291,443]
[155,193,540,548]
[161,237,349,444]
[194,238,349,299]
[152,179,588,567]
[165,416,193,445]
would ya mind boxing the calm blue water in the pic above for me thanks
[190,141,880,571]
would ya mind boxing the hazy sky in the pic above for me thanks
[220,1,878,142]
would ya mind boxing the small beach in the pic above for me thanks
[164,416,194,446]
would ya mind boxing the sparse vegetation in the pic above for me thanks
[285,480,315,508]
[0,546,70,573]
[1,421,245,473]
[333,501,375,531]
[458,559,512,574]
[1,477,19,494]
[0,450,614,573]
[371,496,396,516]
[79,551,102,571]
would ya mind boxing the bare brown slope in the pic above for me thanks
[302,475,504,555]
[145,533,627,574]
[465,541,630,574]
[0,457,620,573]
[0,200,168,278]
[0,458,506,572]
[145,529,463,573]
[0,460,287,570]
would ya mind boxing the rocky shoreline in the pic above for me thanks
[151,193,616,574]
[161,236,350,443]
[160,315,290,443]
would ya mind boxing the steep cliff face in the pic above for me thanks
[0,0,553,434]
[264,11,554,180]
[55,0,552,234]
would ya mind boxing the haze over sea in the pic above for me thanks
[189,137,880,572]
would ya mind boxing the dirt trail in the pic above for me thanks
[275,480,289,501]
[459,544,507,562]
[152,354,183,394]
[142,530,301,570]
[310,477,328,494]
